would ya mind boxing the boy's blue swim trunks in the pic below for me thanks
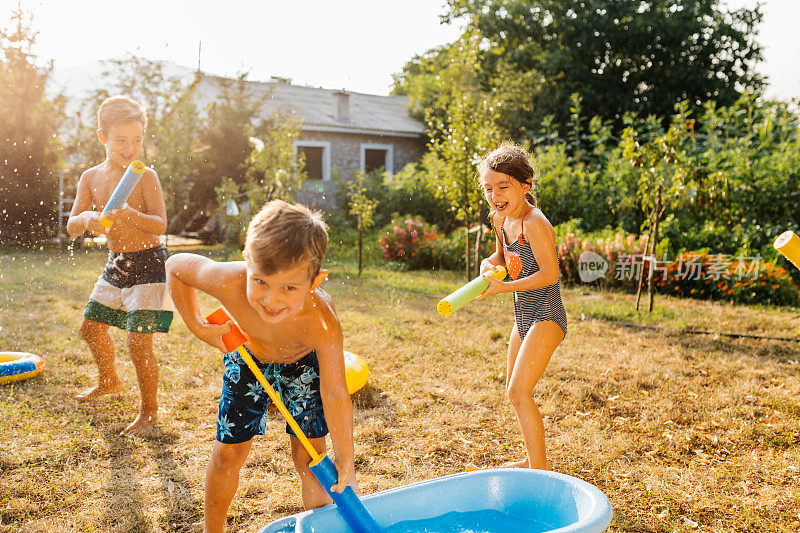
[216,347,328,444]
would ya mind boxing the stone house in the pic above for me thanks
[194,73,427,207]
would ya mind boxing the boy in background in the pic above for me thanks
[67,95,172,437]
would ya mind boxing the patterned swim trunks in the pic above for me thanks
[84,245,173,333]
[216,347,328,444]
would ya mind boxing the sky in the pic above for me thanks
[5,0,464,95]
[724,0,800,101]
[2,0,798,100]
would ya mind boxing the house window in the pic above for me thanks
[300,146,324,180]
[360,143,394,177]
[293,141,331,181]
[364,149,387,172]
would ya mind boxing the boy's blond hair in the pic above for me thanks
[244,200,328,279]
[97,95,148,133]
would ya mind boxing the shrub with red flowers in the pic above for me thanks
[378,217,494,271]
[378,217,440,270]
[557,230,649,289]
[657,252,800,306]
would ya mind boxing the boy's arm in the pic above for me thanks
[315,318,355,492]
[165,253,234,352]
[103,169,168,235]
[66,172,105,237]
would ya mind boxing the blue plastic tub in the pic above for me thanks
[258,469,613,533]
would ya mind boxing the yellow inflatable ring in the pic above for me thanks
[344,351,369,394]
[0,352,45,385]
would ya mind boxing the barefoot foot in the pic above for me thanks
[75,381,125,402]
[120,411,158,437]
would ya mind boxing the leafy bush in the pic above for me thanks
[378,217,440,270]
[331,165,455,234]
[427,227,495,271]
[556,226,648,289]
[535,97,800,270]
[554,223,799,306]
[378,217,494,271]
[537,143,641,234]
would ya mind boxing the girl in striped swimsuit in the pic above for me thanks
[475,143,567,470]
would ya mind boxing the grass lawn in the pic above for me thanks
[1,246,799,532]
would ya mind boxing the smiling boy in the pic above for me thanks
[165,200,355,533]
[67,95,172,437]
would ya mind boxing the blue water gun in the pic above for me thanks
[99,160,146,228]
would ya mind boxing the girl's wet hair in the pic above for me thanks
[479,143,538,207]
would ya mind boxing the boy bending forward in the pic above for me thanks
[166,200,355,533]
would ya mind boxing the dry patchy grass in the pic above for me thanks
[1,248,799,532]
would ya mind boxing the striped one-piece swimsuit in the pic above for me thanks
[500,209,568,340]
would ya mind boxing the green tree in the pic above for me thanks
[346,171,379,277]
[396,38,501,279]
[195,76,259,207]
[425,0,764,139]
[155,82,202,232]
[393,41,472,140]
[623,103,712,312]
[244,108,305,206]
[0,7,64,243]
[688,96,800,254]
[427,49,501,278]
[214,108,306,248]
[214,176,245,253]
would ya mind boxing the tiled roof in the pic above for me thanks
[195,73,425,137]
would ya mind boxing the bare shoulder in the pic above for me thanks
[169,254,246,299]
[524,208,556,239]
[207,257,244,274]
[206,259,247,291]
[206,260,247,304]
[306,288,343,345]
[78,164,103,187]
[311,288,341,330]
[141,166,161,185]
[81,164,102,178]
[74,166,108,205]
